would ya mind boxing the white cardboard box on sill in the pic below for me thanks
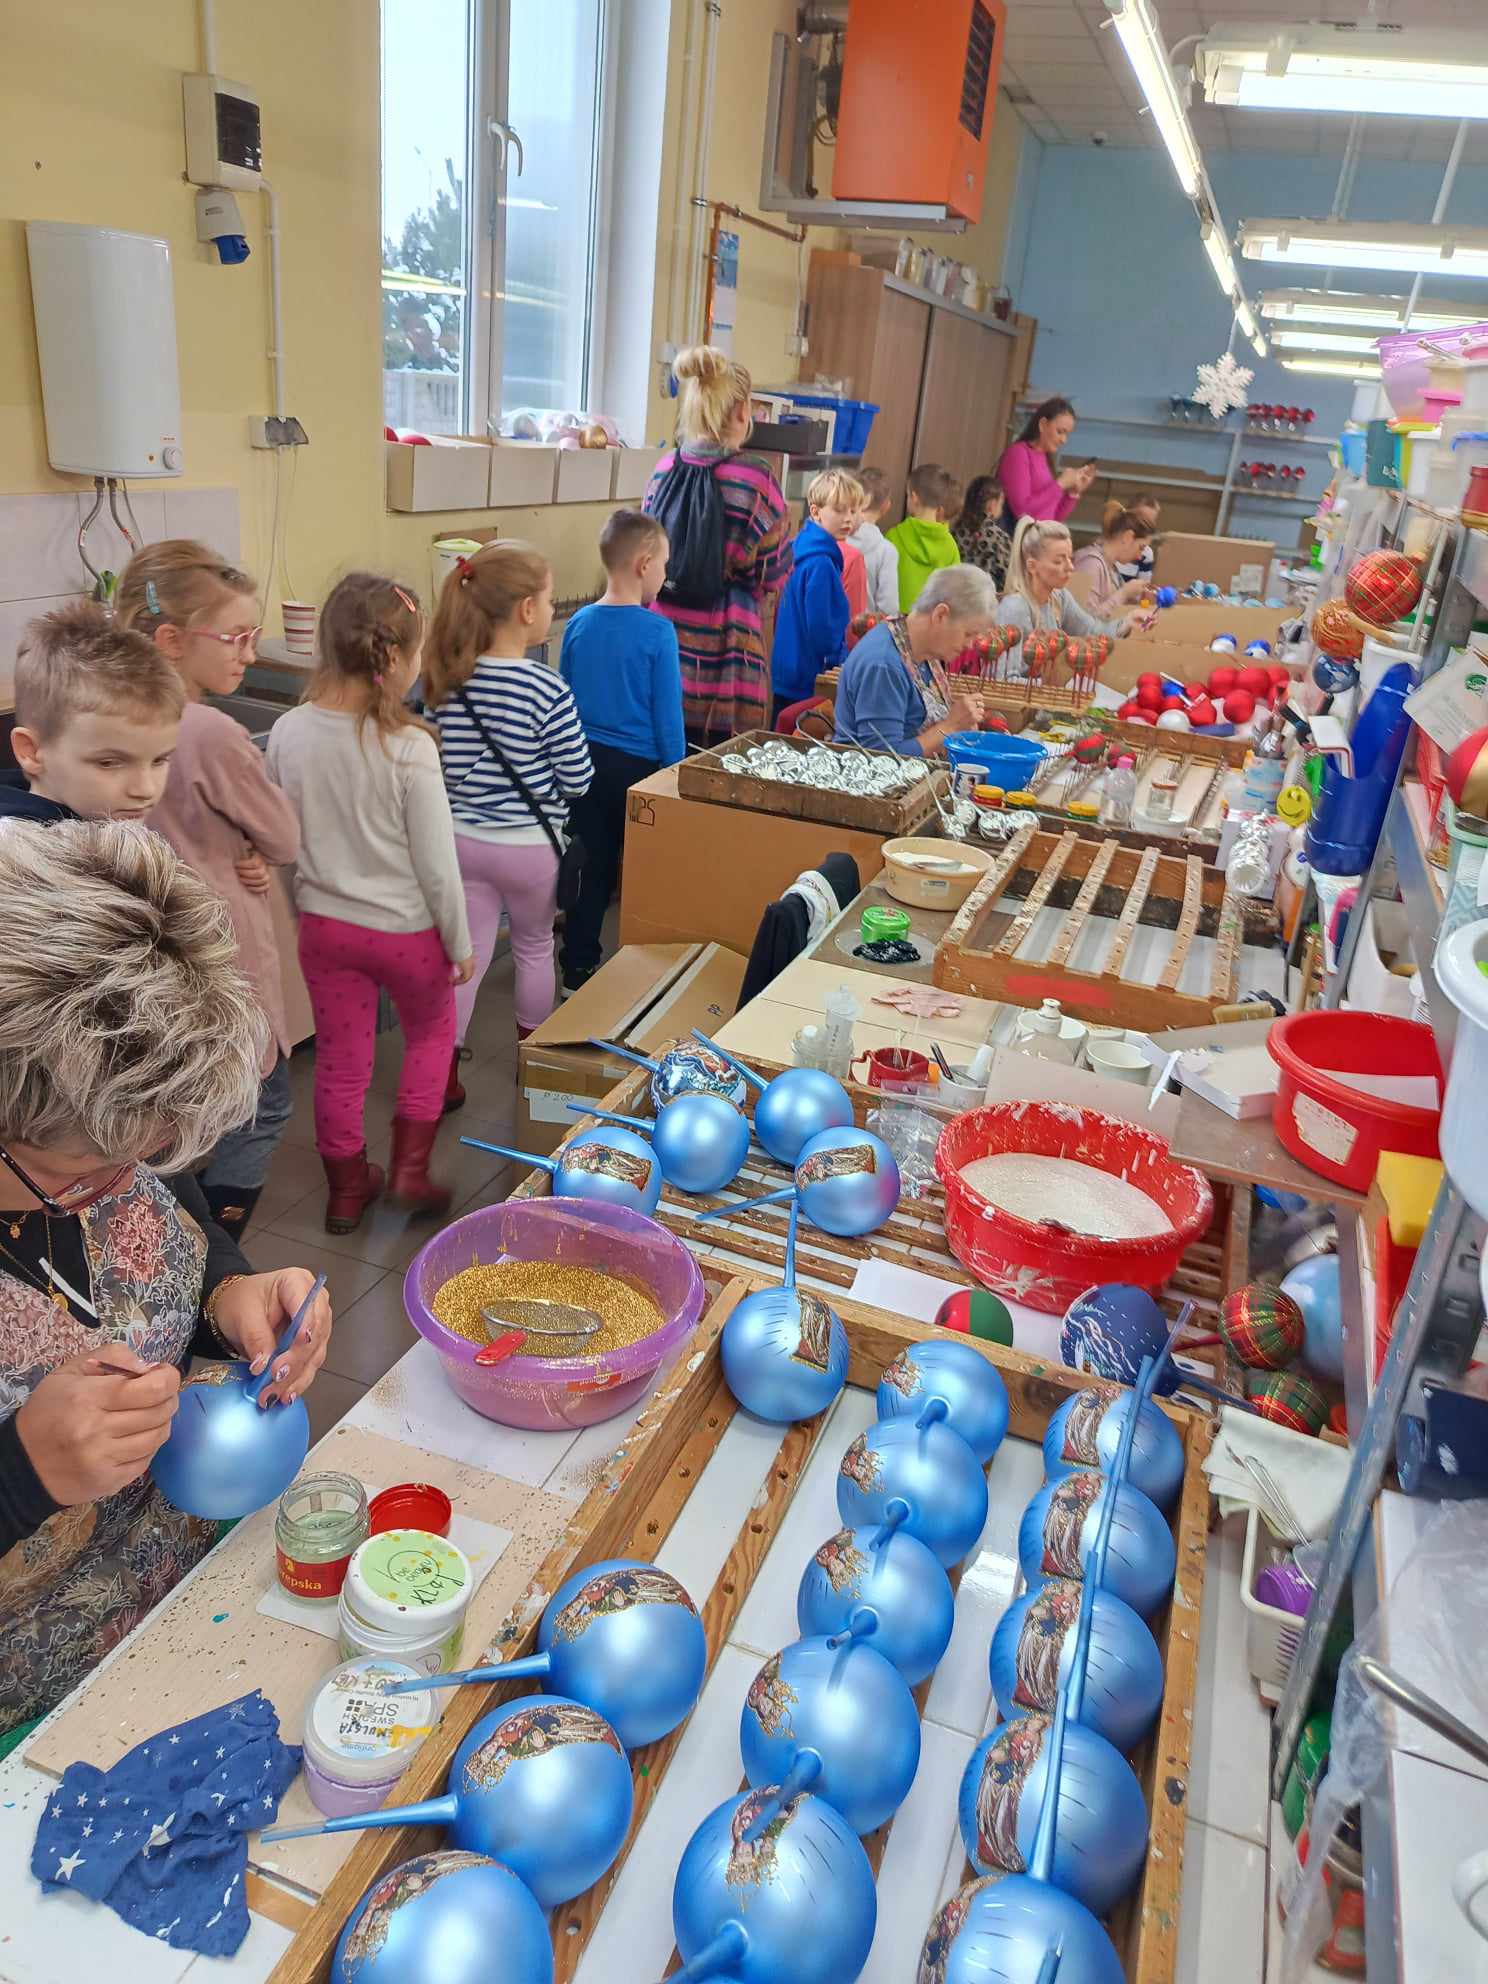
[555,445,618,504]
[613,446,665,502]
[385,434,494,512]
[487,441,559,507]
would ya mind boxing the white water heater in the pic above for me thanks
[26,221,184,478]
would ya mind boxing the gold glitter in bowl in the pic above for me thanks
[431,1262,664,1361]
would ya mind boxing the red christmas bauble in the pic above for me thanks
[1208,666,1237,697]
[1188,698,1218,727]
[1117,699,1142,720]
[1266,665,1291,692]
[1236,665,1270,697]
[1183,680,1206,700]
[1161,695,1186,712]
[1345,549,1423,628]
[1224,689,1257,723]
[1446,725,1488,817]
[1136,672,1162,690]
[1311,597,1368,660]
[1136,682,1165,712]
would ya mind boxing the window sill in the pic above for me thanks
[385,440,662,514]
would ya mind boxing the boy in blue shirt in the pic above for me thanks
[558,508,685,990]
[770,467,864,725]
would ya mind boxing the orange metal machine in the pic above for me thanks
[831,0,1007,224]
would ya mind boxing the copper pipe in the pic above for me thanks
[698,198,807,347]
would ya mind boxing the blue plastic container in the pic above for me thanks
[1339,430,1366,478]
[786,393,879,456]
[941,732,1045,789]
[1306,661,1415,876]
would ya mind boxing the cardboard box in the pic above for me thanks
[488,442,558,506]
[1153,532,1276,597]
[516,941,748,1152]
[1102,635,1299,700]
[386,435,494,513]
[613,446,665,502]
[555,446,618,504]
[1137,602,1292,649]
[620,765,892,952]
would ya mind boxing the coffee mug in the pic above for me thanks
[281,600,318,656]
[851,1047,930,1090]
[1454,1848,1488,1968]
[1086,1039,1152,1086]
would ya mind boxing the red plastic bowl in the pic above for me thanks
[934,1104,1214,1314]
[1268,1011,1441,1193]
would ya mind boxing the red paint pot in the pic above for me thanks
[369,1482,453,1538]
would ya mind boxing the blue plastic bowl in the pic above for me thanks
[941,732,1046,789]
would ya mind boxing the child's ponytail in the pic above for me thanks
[424,540,553,709]
[310,573,427,749]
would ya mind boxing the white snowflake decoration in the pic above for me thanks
[1194,349,1254,419]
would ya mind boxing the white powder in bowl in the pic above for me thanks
[957,1152,1173,1241]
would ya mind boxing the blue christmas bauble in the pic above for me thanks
[1281,1254,1343,1384]
[1060,1284,1179,1394]
[445,1696,632,1907]
[651,1092,751,1194]
[1042,1382,1185,1511]
[533,1558,707,1748]
[1017,1474,1177,1619]
[796,1520,955,1686]
[876,1341,1010,1464]
[918,1871,1124,1984]
[836,1415,988,1568]
[151,1364,309,1520]
[792,1126,902,1237]
[1312,655,1359,696]
[956,1713,1148,1916]
[552,1126,662,1216]
[740,1635,921,1834]
[753,1068,855,1165]
[989,1577,1163,1753]
[722,1284,848,1423]
[673,1788,877,1984]
[650,1042,750,1112]
[332,1851,552,1984]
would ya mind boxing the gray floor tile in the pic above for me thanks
[321,1269,420,1386]
[240,1227,387,1312]
[304,1368,367,1449]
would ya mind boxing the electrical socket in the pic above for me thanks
[249,415,310,449]
[786,332,809,357]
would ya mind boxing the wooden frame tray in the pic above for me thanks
[676,728,950,834]
[271,1269,1213,1984]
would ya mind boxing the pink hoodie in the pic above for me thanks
[997,440,1078,524]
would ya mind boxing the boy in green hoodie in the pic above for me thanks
[885,463,962,611]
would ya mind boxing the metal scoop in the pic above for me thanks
[473,1298,603,1366]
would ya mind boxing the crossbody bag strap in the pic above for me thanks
[452,684,565,863]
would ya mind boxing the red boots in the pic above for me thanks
[386,1117,453,1217]
[322,1151,384,1235]
[443,1047,468,1114]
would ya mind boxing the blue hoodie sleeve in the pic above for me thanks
[801,551,850,669]
[651,619,686,765]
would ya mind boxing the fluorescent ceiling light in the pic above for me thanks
[1235,295,1259,341]
[1197,26,1488,120]
[1107,0,1203,198]
[1251,329,1269,359]
[1202,220,1240,300]
[1241,221,1488,280]
[1282,357,1382,381]
[1260,288,1470,332]
[1271,328,1382,355]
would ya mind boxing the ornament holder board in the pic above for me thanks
[268,1270,1215,1984]
[675,728,952,834]
[1015,744,1226,851]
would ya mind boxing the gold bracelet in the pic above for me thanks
[203,1272,247,1350]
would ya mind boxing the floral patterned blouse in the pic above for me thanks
[952,511,1013,590]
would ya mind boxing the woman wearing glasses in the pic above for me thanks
[0,821,333,1747]
[116,543,302,1243]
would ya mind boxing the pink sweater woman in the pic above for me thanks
[997,397,1095,524]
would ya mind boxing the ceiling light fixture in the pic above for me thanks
[1271,328,1382,355]
[1201,218,1240,300]
[1259,288,1471,332]
[1281,356,1383,381]
[1196,25,1488,120]
[1251,330,1269,358]
[1106,0,1203,198]
[1240,220,1488,280]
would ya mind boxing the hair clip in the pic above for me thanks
[144,580,161,617]
[392,584,417,614]
[455,556,474,586]
[373,671,385,686]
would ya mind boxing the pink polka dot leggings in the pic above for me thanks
[298,912,455,1158]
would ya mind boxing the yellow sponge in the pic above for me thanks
[1375,1152,1444,1248]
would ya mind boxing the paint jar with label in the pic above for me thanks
[301,1656,436,1818]
[338,1527,473,1676]
[275,1471,370,1602]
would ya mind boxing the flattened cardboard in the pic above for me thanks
[1153,532,1276,598]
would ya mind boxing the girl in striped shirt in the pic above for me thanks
[426,542,592,1092]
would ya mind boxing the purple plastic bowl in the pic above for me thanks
[403,1198,706,1431]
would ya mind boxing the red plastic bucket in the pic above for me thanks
[934,1103,1214,1314]
[1267,1011,1441,1194]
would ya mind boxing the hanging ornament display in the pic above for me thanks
[1344,548,1423,628]
[1041,1383,1185,1512]
[1309,597,1369,661]
[719,1203,849,1423]
[1193,349,1254,421]
[836,1401,989,1568]
[1016,1474,1177,1620]
[795,1503,955,1686]
[331,1851,553,1984]
[875,1340,1010,1464]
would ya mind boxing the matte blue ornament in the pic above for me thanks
[796,1502,955,1686]
[918,1872,1124,1984]
[877,1340,1010,1464]
[1282,1254,1343,1384]
[267,1695,633,1907]
[1312,655,1359,696]
[332,1851,552,1984]
[1042,1383,1185,1511]
[387,1558,707,1749]
[569,1092,750,1196]
[594,1035,751,1111]
[461,1126,662,1216]
[988,1578,1162,1753]
[691,1028,855,1165]
[956,1712,1148,1916]
[836,1398,989,1567]
[740,1613,921,1834]
[151,1273,322,1520]
[672,1787,877,1983]
[721,1203,848,1422]
[698,1125,902,1239]
[1155,585,1178,608]
[1017,1474,1177,1619]
[1060,1284,1181,1394]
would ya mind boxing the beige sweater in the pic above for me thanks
[265,706,471,961]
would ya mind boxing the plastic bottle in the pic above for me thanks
[1099,753,1138,827]
[821,984,859,1080]
[1241,709,1289,812]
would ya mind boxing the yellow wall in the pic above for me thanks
[0,0,1029,622]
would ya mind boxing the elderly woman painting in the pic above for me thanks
[0,820,333,1743]
[832,564,998,756]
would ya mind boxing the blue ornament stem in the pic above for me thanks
[260,1792,458,1843]
[740,1750,824,1842]
[460,1135,556,1175]
[870,1498,911,1550]
[567,1102,653,1136]
[916,1395,950,1433]
[1068,1353,1152,1724]
[824,1604,879,1651]
[588,1038,660,1073]
[1035,1941,1065,1983]
[782,1199,799,1293]
[244,1271,326,1407]
[1141,1302,1193,1406]
[1030,1622,1075,1886]
[689,1028,766,1091]
[696,1185,795,1223]
[384,1650,553,1697]
[674,1923,749,1981]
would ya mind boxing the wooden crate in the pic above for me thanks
[1099,715,1251,769]
[933,821,1277,1031]
[676,728,951,834]
[270,1265,1214,1984]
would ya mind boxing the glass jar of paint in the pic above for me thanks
[275,1471,370,1602]
[301,1656,436,1818]
[337,1527,473,1676]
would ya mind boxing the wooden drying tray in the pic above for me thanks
[270,1269,1215,1984]
[1018,743,1225,850]
[933,821,1268,1032]
[1099,713,1251,769]
[675,728,950,835]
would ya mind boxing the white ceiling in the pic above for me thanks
[1002,0,1488,163]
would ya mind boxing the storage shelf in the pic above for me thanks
[1014,404,1337,448]
[884,271,1016,336]
[1229,489,1318,506]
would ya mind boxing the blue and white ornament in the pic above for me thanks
[988,1577,1163,1753]
[461,1126,662,1216]
[332,1851,552,1984]
[796,1504,955,1686]
[836,1401,988,1568]
[700,1125,902,1239]
[692,1029,855,1165]
[876,1339,1010,1464]
[595,1035,750,1111]
[918,1872,1124,1984]
[1017,1473,1177,1619]
[1060,1284,1179,1393]
[721,1203,848,1422]
[569,1091,750,1195]
[1042,1382,1185,1511]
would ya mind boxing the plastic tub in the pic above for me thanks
[881,834,994,911]
[1267,1011,1442,1194]
[942,731,1044,788]
[934,1103,1214,1315]
[403,1197,705,1430]
[1435,919,1488,1218]
[785,392,879,455]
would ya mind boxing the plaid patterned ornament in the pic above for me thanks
[1219,1283,1305,1370]
[1345,549,1423,628]
[1246,1368,1328,1435]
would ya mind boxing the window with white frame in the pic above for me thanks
[381,0,607,439]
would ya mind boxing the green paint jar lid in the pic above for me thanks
[343,1527,472,1636]
[862,905,911,944]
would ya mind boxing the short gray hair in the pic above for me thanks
[910,563,999,624]
[0,821,268,1172]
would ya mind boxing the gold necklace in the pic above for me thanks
[0,1218,70,1312]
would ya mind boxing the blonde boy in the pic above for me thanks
[772,467,865,718]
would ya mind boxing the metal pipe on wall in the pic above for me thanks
[1403,118,1471,330]
[683,1,723,348]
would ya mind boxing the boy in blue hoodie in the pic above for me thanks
[770,468,865,724]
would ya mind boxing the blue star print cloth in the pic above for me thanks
[30,1689,301,1956]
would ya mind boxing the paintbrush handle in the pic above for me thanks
[245,1272,327,1406]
